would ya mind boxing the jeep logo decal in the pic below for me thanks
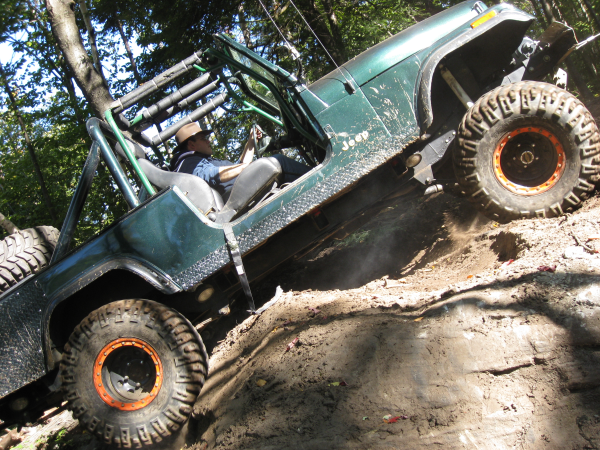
[342,131,369,151]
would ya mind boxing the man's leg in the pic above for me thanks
[270,154,312,183]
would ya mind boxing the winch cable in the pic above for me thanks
[287,0,355,93]
[256,0,354,92]
[257,0,296,57]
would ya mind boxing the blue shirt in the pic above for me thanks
[173,152,236,197]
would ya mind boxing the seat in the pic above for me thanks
[114,141,282,223]
[115,142,224,217]
[214,157,283,223]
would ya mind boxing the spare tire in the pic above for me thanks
[0,226,60,293]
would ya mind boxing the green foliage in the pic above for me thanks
[47,428,74,449]
[2,0,600,245]
[0,0,129,241]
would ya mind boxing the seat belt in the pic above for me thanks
[223,223,256,313]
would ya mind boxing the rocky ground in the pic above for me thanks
[8,189,600,450]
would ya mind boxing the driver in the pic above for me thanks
[170,122,310,198]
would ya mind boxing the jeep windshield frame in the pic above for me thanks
[226,49,281,114]
[209,34,326,147]
[213,34,298,87]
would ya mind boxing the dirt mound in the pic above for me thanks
[189,192,600,449]
[8,193,600,449]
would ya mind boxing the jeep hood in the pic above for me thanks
[304,0,484,109]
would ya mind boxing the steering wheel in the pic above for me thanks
[252,124,273,157]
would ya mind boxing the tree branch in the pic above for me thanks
[0,212,19,235]
[77,0,109,90]
[0,62,58,224]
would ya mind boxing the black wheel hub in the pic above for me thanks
[493,126,565,196]
[94,338,163,410]
[500,132,557,186]
[104,347,156,401]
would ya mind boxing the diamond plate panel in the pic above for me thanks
[174,135,414,289]
[0,282,47,399]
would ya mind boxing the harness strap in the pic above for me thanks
[223,223,256,312]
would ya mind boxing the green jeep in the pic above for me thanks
[0,0,598,447]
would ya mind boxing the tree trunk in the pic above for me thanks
[528,0,547,26]
[574,0,594,27]
[77,0,109,90]
[538,0,555,22]
[0,62,58,224]
[320,0,346,61]
[295,0,348,66]
[0,213,19,235]
[237,3,252,48]
[550,0,565,22]
[574,0,600,58]
[62,69,86,122]
[582,0,600,31]
[46,0,114,118]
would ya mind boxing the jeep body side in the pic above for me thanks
[0,0,592,444]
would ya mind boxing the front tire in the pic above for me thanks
[453,81,600,222]
[60,300,208,448]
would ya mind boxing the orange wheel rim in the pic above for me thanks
[493,126,566,196]
[93,338,163,411]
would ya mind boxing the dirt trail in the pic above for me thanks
[189,193,600,450]
[8,193,600,449]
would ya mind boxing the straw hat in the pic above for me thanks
[174,122,213,152]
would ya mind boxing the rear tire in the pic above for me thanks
[453,81,600,223]
[0,226,59,293]
[60,299,208,448]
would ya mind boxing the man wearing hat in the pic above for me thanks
[170,122,310,199]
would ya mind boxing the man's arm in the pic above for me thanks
[193,157,248,184]
[238,127,261,164]
[218,163,249,182]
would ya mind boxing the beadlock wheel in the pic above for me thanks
[60,300,208,448]
[453,81,600,222]
[493,126,565,196]
[93,338,163,411]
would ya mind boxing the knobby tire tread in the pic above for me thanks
[60,299,208,448]
[0,226,59,293]
[453,81,600,222]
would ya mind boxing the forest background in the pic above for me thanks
[0,0,598,243]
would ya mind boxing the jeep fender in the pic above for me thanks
[417,9,534,134]
[43,258,180,369]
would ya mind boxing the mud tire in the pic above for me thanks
[60,299,208,448]
[453,81,600,223]
[0,226,59,293]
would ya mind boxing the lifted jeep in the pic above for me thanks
[0,1,598,446]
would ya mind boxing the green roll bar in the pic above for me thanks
[105,110,156,195]
[221,77,284,127]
